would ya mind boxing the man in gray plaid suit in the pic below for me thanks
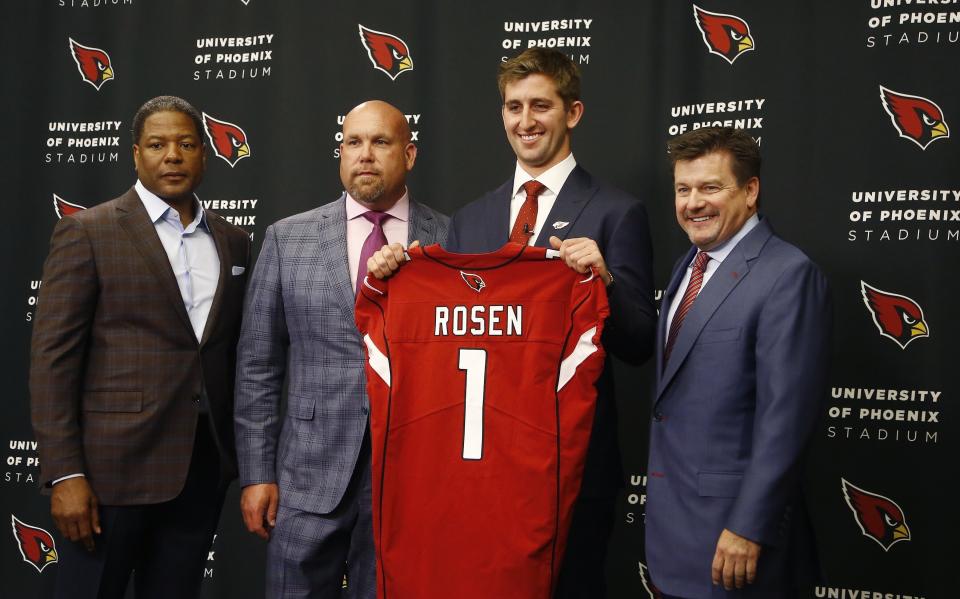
[235,100,448,598]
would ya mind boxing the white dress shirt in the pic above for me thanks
[664,214,760,347]
[346,191,410,290]
[509,153,577,244]
[136,180,221,342]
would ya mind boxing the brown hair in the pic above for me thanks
[497,48,581,107]
[667,126,760,186]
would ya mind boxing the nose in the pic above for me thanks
[358,141,374,161]
[519,106,536,130]
[687,190,707,209]
[163,142,183,163]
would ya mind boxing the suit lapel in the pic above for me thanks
[408,198,438,246]
[656,220,773,401]
[116,188,194,337]
[199,213,231,346]
[487,179,513,250]
[535,165,593,247]
[318,195,356,316]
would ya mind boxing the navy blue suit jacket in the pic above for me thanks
[645,218,830,597]
[446,165,656,495]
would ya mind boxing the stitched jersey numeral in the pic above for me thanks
[458,348,487,460]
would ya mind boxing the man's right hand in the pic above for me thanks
[367,240,419,279]
[50,477,100,552]
[240,483,279,540]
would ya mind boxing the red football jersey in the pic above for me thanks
[355,243,609,599]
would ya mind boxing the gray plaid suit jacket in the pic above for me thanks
[235,194,448,514]
[30,188,252,505]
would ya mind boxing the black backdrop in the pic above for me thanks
[2,1,956,597]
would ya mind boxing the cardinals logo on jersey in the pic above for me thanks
[53,194,86,219]
[841,479,911,552]
[460,272,486,293]
[639,562,664,599]
[358,25,414,80]
[879,85,950,150]
[693,5,755,64]
[860,281,929,350]
[202,112,251,167]
[69,38,115,90]
[11,515,58,573]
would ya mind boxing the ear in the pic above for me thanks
[132,144,141,173]
[744,176,759,210]
[566,100,584,130]
[404,142,418,171]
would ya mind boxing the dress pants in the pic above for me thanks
[54,415,226,599]
[266,431,375,599]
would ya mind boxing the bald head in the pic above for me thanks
[339,100,417,210]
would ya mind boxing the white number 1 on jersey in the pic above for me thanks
[458,348,487,460]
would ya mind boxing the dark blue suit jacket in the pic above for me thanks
[646,217,830,598]
[446,165,656,495]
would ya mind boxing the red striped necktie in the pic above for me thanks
[664,251,711,363]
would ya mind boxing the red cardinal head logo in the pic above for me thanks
[639,562,664,599]
[202,112,251,167]
[53,194,86,219]
[69,38,115,90]
[693,5,755,64]
[460,271,486,293]
[880,85,950,150]
[11,515,59,573]
[841,479,911,552]
[358,25,414,80]
[861,281,929,350]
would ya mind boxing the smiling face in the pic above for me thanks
[339,101,416,210]
[501,73,583,177]
[133,110,206,201]
[674,150,758,251]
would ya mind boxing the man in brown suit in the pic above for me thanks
[29,95,250,599]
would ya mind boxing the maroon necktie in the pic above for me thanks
[664,251,711,363]
[509,180,546,245]
[356,211,391,295]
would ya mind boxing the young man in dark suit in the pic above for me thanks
[369,48,656,598]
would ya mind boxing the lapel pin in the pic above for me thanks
[552,221,569,230]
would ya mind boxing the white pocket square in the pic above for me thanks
[232,266,246,276]
[552,221,569,230]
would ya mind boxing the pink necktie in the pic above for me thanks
[664,251,711,363]
[509,180,546,245]
[356,211,391,295]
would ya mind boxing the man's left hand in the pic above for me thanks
[712,528,761,590]
[549,236,612,286]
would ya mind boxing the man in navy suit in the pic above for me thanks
[369,48,656,598]
[646,127,830,598]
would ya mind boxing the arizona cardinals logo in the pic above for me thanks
[11,515,58,573]
[879,85,950,150]
[68,38,115,90]
[860,281,929,350]
[693,5,755,64]
[53,194,86,219]
[841,479,911,552]
[202,112,251,167]
[639,562,664,599]
[358,25,414,80]
[460,271,486,293]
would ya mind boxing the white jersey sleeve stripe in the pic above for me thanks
[364,333,391,386]
[557,326,599,392]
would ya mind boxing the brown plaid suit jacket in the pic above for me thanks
[29,187,251,505]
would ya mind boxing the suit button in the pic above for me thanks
[361,406,369,415]
[653,412,664,422]
[192,393,201,403]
